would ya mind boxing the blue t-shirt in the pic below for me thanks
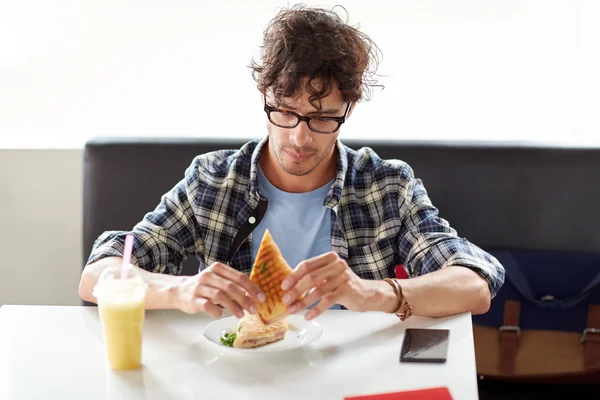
[252,166,340,309]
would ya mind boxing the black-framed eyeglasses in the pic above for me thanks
[263,98,352,134]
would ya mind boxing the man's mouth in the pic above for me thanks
[285,149,313,161]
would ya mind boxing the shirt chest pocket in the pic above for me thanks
[347,237,397,280]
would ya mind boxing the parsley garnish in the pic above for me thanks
[261,262,271,277]
[220,332,236,347]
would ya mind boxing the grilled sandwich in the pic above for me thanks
[232,312,289,349]
[249,229,298,325]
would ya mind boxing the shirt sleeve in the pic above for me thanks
[396,164,505,298]
[85,158,204,275]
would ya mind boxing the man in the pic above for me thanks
[79,5,504,321]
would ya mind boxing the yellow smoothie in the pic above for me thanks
[99,296,145,370]
[95,270,147,371]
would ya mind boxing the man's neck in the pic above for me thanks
[259,149,337,194]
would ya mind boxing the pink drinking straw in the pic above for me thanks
[120,234,135,280]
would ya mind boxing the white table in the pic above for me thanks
[0,305,479,399]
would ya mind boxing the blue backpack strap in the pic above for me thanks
[493,250,600,310]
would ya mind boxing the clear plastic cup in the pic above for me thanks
[93,266,148,371]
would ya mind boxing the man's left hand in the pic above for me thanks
[280,251,378,320]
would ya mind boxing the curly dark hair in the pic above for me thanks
[250,4,383,109]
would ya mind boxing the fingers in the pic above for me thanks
[179,262,267,319]
[193,298,223,318]
[283,256,346,305]
[287,273,348,314]
[305,291,339,320]
[196,285,244,318]
[281,252,339,291]
[210,263,266,303]
[178,296,222,317]
[199,272,257,316]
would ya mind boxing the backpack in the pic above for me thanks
[472,249,600,384]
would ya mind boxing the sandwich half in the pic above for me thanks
[249,229,297,324]
[233,312,289,349]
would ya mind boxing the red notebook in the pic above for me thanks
[344,386,453,400]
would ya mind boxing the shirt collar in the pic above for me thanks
[324,140,348,209]
[249,136,269,197]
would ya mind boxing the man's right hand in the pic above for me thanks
[175,262,266,318]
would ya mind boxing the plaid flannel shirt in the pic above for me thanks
[87,137,505,298]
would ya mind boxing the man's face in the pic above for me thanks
[264,83,349,177]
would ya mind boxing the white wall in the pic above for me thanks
[0,150,82,306]
[1,0,599,149]
[1,1,599,305]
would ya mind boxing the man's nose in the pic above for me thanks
[289,120,314,147]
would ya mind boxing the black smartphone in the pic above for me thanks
[400,328,450,363]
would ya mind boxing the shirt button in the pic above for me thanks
[249,217,256,224]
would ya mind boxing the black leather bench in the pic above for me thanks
[83,137,600,275]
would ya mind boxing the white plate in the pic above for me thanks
[202,314,323,355]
